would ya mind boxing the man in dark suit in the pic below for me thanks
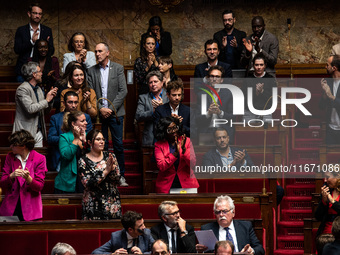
[202,127,253,170]
[241,16,279,76]
[319,55,340,144]
[196,195,264,255]
[48,91,92,171]
[153,80,192,137]
[195,66,234,144]
[92,211,155,254]
[194,39,232,79]
[14,3,54,81]
[87,42,128,186]
[213,10,246,69]
[151,201,196,253]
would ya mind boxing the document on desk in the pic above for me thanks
[194,230,218,251]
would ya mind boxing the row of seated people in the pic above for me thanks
[54,197,265,255]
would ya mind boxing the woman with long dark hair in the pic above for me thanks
[78,130,121,220]
[60,65,97,119]
[140,16,172,57]
[134,34,159,94]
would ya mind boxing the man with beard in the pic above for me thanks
[196,195,264,255]
[92,211,155,254]
[202,127,253,169]
[153,80,191,137]
[319,55,340,144]
[151,201,196,253]
[14,3,54,81]
[213,10,247,69]
[241,16,279,76]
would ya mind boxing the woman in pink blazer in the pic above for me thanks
[0,130,47,221]
[154,116,199,193]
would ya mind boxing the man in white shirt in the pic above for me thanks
[319,55,340,144]
[196,195,264,255]
[14,3,54,81]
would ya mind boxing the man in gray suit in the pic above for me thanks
[92,211,155,254]
[135,70,169,146]
[87,42,128,186]
[241,16,279,76]
[13,61,57,147]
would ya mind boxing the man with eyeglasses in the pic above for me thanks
[153,80,191,137]
[14,3,54,82]
[92,211,155,255]
[196,195,264,255]
[151,201,196,253]
[13,62,58,147]
[195,66,235,144]
[213,10,247,69]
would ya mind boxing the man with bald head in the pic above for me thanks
[87,42,128,186]
[196,195,264,255]
[319,55,340,144]
[215,240,234,255]
[151,240,170,255]
[241,16,279,76]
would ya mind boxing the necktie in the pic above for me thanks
[171,229,177,253]
[225,227,234,245]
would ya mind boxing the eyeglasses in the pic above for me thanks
[164,210,181,216]
[167,125,179,134]
[31,12,42,16]
[214,208,232,215]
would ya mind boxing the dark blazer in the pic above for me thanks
[244,72,277,111]
[140,31,172,56]
[195,88,234,125]
[323,240,340,255]
[135,91,169,146]
[319,78,340,125]
[241,30,279,75]
[214,28,247,69]
[47,111,92,171]
[151,223,196,253]
[87,61,128,117]
[314,195,340,237]
[202,146,254,169]
[201,221,264,255]
[194,61,233,79]
[92,228,155,254]
[153,103,191,137]
[14,24,54,75]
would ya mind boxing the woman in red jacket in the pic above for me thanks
[154,116,199,193]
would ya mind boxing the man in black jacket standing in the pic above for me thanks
[214,10,246,69]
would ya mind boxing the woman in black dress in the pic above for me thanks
[78,129,121,220]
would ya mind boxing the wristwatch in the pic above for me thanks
[181,230,188,235]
